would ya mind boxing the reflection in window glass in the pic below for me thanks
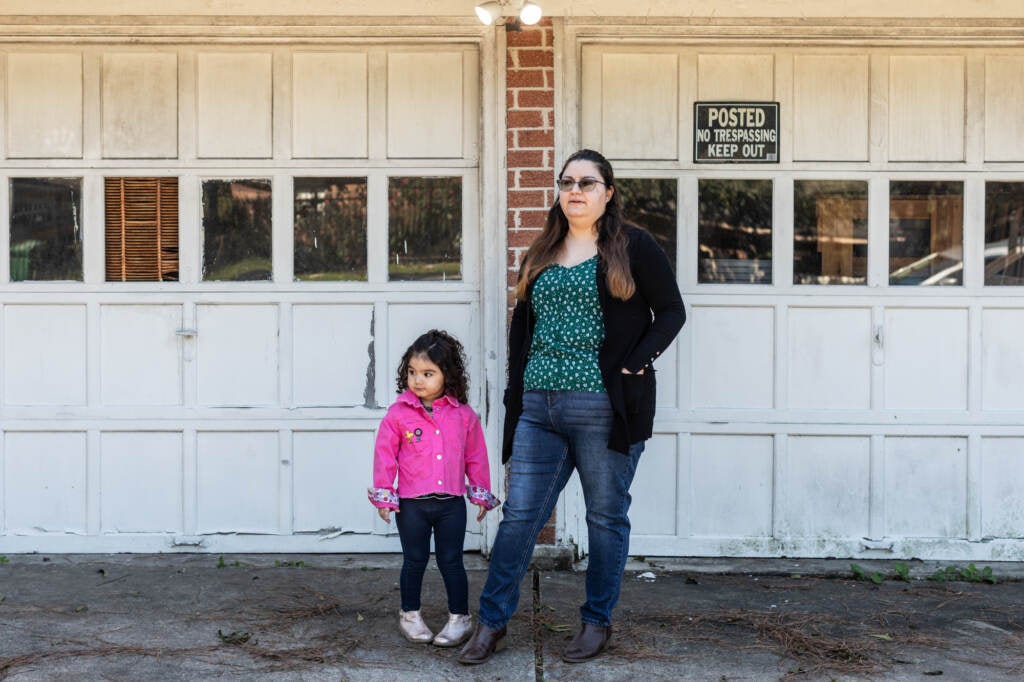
[202,179,272,281]
[294,178,367,281]
[984,182,1024,286]
[388,177,462,281]
[698,179,772,283]
[9,178,82,282]
[889,181,963,286]
[618,178,677,275]
[794,180,868,285]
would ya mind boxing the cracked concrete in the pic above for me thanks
[1,554,1023,680]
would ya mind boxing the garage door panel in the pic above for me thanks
[4,432,87,534]
[981,309,1024,410]
[691,434,773,537]
[883,308,967,410]
[197,431,279,534]
[692,306,774,409]
[101,305,182,406]
[292,431,375,534]
[984,56,1024,161]
[101,52,178,158]
[292,304,373,407]
[697,54,774,101]
[788,307,871,410]
[197,304,279,407]
[197,52,273,158]
[981,438,1024,539]
[793,55,869,161]
[889,56,965,161]
[884,436,966,538]
[599,53,678,160]
[292,52,368,159]
[4,305,87,406]
[387,51,464,159]
[7,53,83,158]
[781,436,870,538]
[100,432,183,533]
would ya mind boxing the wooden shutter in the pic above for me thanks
[104,177,179,281]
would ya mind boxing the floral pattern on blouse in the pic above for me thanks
[524,255,605,393]
[467,485,501,510]
[367,486,400,510]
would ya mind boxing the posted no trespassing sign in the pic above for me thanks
[694,102,779,163]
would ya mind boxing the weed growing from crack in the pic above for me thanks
[929,564,998,584]
[851,562,1000,585]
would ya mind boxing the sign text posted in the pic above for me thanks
[694,102,779,163]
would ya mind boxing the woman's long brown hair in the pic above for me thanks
[514,149,635,301]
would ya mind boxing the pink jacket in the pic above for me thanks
[367,389,499,511]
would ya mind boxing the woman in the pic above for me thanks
[459,149,685,665]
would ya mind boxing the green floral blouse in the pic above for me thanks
[523,255,606,393]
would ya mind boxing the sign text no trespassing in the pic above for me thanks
[694,102,779,163]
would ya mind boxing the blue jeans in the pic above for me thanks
[395,495,468,614]
[478,390,643,629]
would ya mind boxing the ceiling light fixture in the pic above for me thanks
[474,1,543,29]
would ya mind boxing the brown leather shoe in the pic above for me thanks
[562,623,612,663]
[457,623,507,665]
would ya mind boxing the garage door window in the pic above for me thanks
[9,178,82,282]
[388,177,461,282]
[619,178,677,275]
[889,181,963,286]
[105,177,179,282]
[698,179,772,284]
[201,179,272,282]
[984,182,1024,286]
[294,177,367,282]
[793,180,868,285]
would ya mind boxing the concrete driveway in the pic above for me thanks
[1,554,1022,680]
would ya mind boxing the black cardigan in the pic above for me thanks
[502,225,686,463]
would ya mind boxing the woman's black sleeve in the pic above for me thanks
[622,231,686,373]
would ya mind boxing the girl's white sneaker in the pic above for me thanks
[399,610,434,643]
[432,613,474,647]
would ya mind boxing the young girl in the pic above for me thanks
[368,329,500,647]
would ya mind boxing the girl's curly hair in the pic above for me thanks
[395,329,469,404]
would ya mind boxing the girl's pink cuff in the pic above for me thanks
[467,485,501,511]
[367,487,400,510]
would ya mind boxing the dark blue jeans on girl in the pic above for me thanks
[395,495,468,614]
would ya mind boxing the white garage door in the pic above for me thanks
[0,43,495,553]
[574,43,1024,561]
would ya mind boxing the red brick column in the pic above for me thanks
[505,20,555,307]
[504,20,557,545]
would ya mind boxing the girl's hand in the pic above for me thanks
[473,503,489,522]
[621,367,645,375]
[378,507,393,524]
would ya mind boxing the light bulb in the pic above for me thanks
[519,1,542,25]
[475,1,502,25]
